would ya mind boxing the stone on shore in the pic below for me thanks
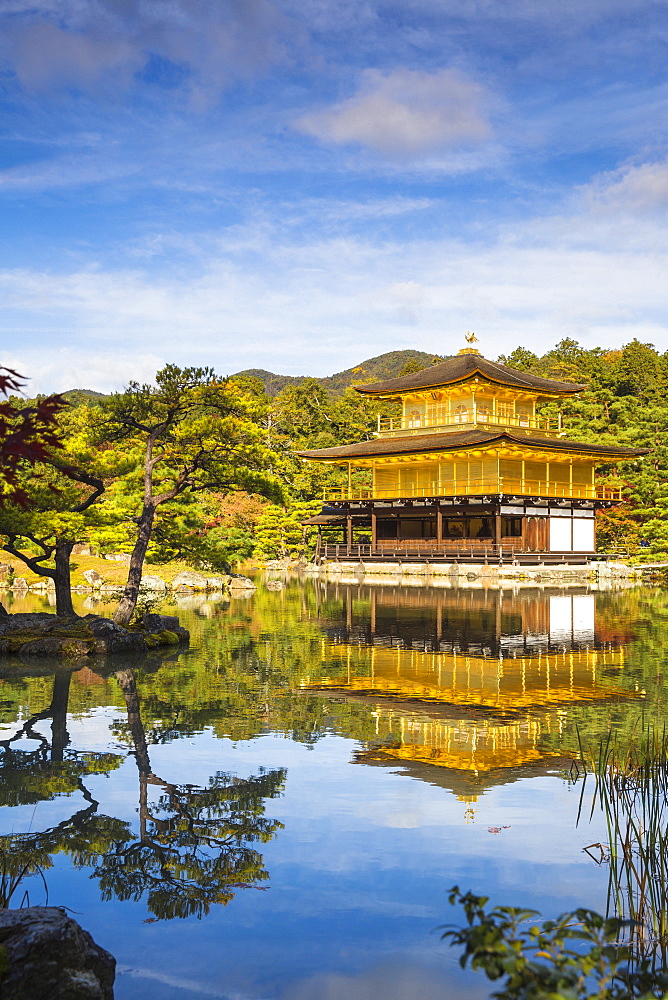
[83,569,104,588]
[0,906,115,1000]
[140,574,168,591]
[172,570,210,591]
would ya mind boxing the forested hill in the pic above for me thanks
[62,389,109,405]
[236,349,444,397]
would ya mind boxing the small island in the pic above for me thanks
[0,611,189,660]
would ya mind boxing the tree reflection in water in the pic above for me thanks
[0,669,126,907]
[100,669,286,920]
[0,665,286,920]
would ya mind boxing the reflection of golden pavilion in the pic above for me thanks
[364,706,558,773]
[317,642,627,712]
[305,584,637,793]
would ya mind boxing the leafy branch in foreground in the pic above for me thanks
[443,886,668,999]
[0,366,66,508]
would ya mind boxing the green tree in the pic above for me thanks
[103,365,283,625]
[496,348,540,372]
[0,401,108,615]
[253,500,321,560]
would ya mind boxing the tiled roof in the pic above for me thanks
[297,429,647,461]
[354,353,587,396]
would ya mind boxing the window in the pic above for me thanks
[469,517,493,539]
[453,405,470,423]
[477,403,491,421]
[444,519,466,538]
[517,408,530,427]
[377,519,398,539]
[398,519,437,540]
[407,409,422,428]
[502,516,523,537]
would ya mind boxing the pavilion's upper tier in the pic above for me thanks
[354,350,586,399]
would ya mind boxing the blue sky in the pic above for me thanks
[1,0,667,393]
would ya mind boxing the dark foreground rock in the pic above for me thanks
[0,906,115,999]
[0,612,189,659]
[142,612,190,640]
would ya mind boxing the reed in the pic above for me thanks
[577,719,668,965]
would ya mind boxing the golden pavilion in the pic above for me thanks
[298,340,646,563]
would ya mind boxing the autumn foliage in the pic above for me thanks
[0,367,66,507]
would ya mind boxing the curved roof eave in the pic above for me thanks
[353,353,587,397]
[296,429,648,462]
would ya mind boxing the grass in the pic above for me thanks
[0,553,201,590]
[577,721,668,965]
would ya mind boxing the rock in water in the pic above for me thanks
[228,576,256,590]
[143,612,190,641]
[0,906,115,999]
[171,570,209,591]
[143,613,179,630]
[139,575,167,591]
[82,570,104,588]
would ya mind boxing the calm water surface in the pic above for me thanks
[0,578,665,1000]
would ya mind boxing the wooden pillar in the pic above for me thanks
[494,509,503,557]
[437,506,443,547]
[347,462,352,499]
[371,509,377,554]
[346,514,353,554]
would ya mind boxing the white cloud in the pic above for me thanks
[581,158,668,213]
[13,20,142,93]
[296,68,492,159]
[0,153,134,191]
[2,0,295,102]
[289,961,453,1000]
[0,346,163,395]
[1,204,667,395]
[1,152,667,395]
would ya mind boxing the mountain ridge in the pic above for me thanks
[236,349,444,396]
[59,350,446,402]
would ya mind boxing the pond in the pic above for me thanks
[0,578,665,1000]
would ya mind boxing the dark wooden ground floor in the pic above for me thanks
[315,542,604,565]
[305,496,617,563]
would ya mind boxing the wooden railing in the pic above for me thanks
[317,542,584,562]
[377,410,562,437]
[326,479,623,502]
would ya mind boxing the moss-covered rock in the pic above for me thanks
[0,612,188,659]
[19,638,95,658]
